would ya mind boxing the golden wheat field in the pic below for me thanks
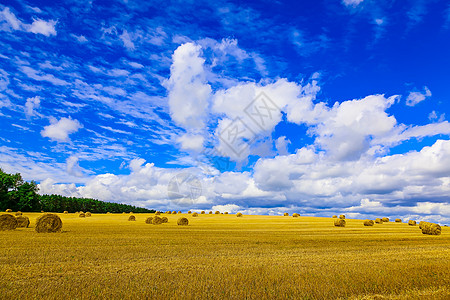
[1,212,449,300]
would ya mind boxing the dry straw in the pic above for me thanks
[155,211,161,215]
[332,215,337,218]
[188,211,192,214]
[128,215,136,221]
[292,213,300,217]
[152,216,163,225]
[172,211,177,214]
[363,220,374,226]
[209,211,213,214]
[192,212,199,217]
[201,211,205,214]
[236,212,243,217]
[166,211,171,214]
[382,217,389,222]
[375,218,383,224]
[145,217,153,224]
[16,216,30,228]
[408,220,416,226]
[15,211,22,216]
[161,217,168,223]
[177,217,189,226]
[420,221,441,235]
[178,211,182,214]
[64,211,68,214]
[79,213,85,218]
[334,219,346,227]
[5,209,12,212]
[339,215,345,219]
[395,218,402,223]
[35,214,62,233]
[224,212,228,215]
[86,212,92,217]
[215,211,220,214]
[0,214,18,230]
[284,213,289,216]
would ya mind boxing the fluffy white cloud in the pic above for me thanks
[177,134,204,152]
[28,18,57,36]
[120,30,135,50]
[406,86,431,106]
[66,156,83,177]
[342,0,364,7]
[24,96,40,117]
[0,7,57,36]
[41,117,82,142]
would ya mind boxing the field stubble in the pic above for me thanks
[0,213,449,299]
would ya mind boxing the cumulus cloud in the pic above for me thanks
[28,18,57,36]
[0,7,57,36]
[406,86,431,106]
[41,117,82,142]
[24,96,40,117]
[66,155,83,177]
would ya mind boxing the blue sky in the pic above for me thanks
[1,0,449,223]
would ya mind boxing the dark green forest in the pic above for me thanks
[0,168,154,213]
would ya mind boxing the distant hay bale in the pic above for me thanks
[35,214,62,233]
[166,211,171,214]
[80,211,84,214]
[363,220,374,226]
[215,211,220,214]
[145,217,153,224]
[284,213,289,216]
[16,216,30,228]
[0,214,18,231]
[15,211,22,216]
[155,211,161,215]
[382,217,389,222]
[177,217,189,226]
[172,211,177,214]
[161,217,168,223]
[152,216,163,225]
[188,211,192,214]
[41,210,44,213]
[375,218,383,224]
[292,213,300,217]
[332,215,337,218]
[192,212,198,217]
[236,212,243,217]
[5,209,12,213]
[201,211,205,214]
[408,220,416,226]
[395,218,402,223]
[64,211,68,214]
[209,211,213,214]
[178,211,182,214]
[122,212,126,214]
[421,222,441,235]
[79,213,85,218]
[85,212,92,217]
[334,219,346,227]
[224,212,228,215]
[339,215,345,219]
[128,215,136,221]
[419,221,425,229]
[129,212,133,214]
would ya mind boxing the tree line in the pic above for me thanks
[0,168,154,213]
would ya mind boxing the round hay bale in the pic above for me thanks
[129,212,133,214]
[145,217,153,224]
[172,211,177,214]
[332,215,337,218]
[224,212,228,215]
[35,214,62,233]
[0,214,18,230]
[122,212,126,214]
[334,219,346,227]
[5,209,12,213]
[41,210,44,213]
[208,211,213,214]
[85,212,92,217]
[80,211,84,214]
[408,220,416,226]
[339,215,345,219]
[215,211,220,214]
[79,213,85,218]
[201,211,205,214]
[178,211,182,214]
[106,212,111,214]
[236,212,243,217]
[63,211,68,214]
[292,213,300,217]
[419,221,425,229]
[188,211,192,214]
[363,219,374,226]
[15,211,22,216]
[128,215,136,221]
[375,218,383,224]
[192,212,198,217]
[152,216,163,225]
[16,216,30,228]
[395,218,402,223]
[177,217,189,226]
[155,211,161,215]
[161,217,168,223]
[382,217,389,222]
[284,213,289,216]
[421,222,441,235]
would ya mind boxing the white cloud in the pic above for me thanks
[20,66,69,86]
[28,18,57,36]
[120,30,135,50]
[41,117,82,142]
[211,204,241,213]
[24,96,40,117]
[406,86,431,106]
[71,34,88,43]
[177,134,204,152]
[66,155,83,177]
[0,7,23,31]
[342,0,364,7]
[0,7,57,36]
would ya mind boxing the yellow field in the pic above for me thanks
[1,213,449,299]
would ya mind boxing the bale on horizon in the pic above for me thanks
[35,214,62,233]
[63,211,68,214]
[236,212,243,217]
[188,211,192,214]
[292,213,300,217]
[86,212,92,217]
[332,215,337,218]
[155,211,161,215]
[0,214,18,230]
[145,217,153,224]
[284,213,289,216]
[339,215,345,219]
[79,213,85,218]
[375,218,383,224]
[172,211,177,214]
[201,211,205,214]
[177,217,189,226]
[408,220,416,226]
[215,211,220,214]
[382,217,389,222]
[395,218,402,223]
[363,220,374,226]
[334,219,346,227]
[15,211,22,216]
[192,212,198,217]
[224,212,228,215]
[16,216,30,228]
[5,209,12,212]
[209,211,213,214]
[128,215,136,221]
[178,211,182,214]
